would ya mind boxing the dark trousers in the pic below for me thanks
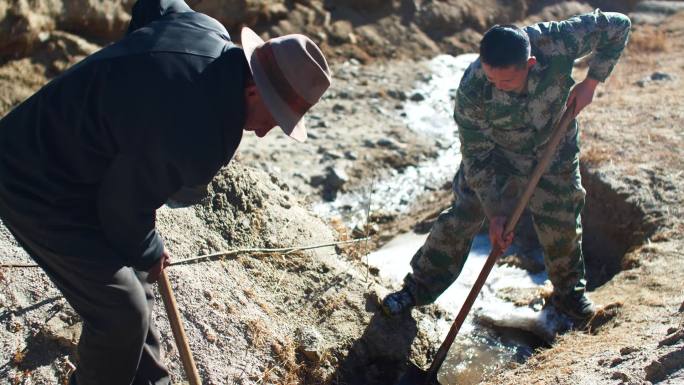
[4,220,170,385]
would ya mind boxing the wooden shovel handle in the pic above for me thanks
[158,269,202,385]
[425,101,578,383]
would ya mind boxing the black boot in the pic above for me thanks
[381,287,416,316]
[551,291,596,322]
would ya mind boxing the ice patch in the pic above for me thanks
[475,302,572,343]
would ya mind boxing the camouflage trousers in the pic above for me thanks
[405,163,587,305]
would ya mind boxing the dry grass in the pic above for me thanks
[12,349,25,367]
[226,303,237,315]
[329,216,373,261]
[317,293,347,322]
[245,318,269,349]
[242,287,273,316]
[621,251,642,270]
[585,302,623,334]
[261,249,313,273]
[243,287,256,300]
[581,145,613,166]
[651,227,682,242]
[628,26,669,53]
[253,364,278,384]
[329,217,351,241]
[256,299,274,316]
[270,337,304,385]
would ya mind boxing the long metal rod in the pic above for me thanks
[0,238,371,269]
[158,270,202,385]
[424,102,577,383]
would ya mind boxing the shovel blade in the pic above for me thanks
[395,363,441,385]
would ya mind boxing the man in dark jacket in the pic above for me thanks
[0,0,331,383]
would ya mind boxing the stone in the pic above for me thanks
[658,328,684,346]
[387,89,407,101]
[651,72,673,81]
[611,371,630,382]
[636,71,674,87]
[321,166,349,201]
[356,25,387,47]
[620,346,639,355]
[610,356,626,367]
[310,174,326,187]
[295,326,325,363]
[327,0,386,11]
[410,92,426,102]
[645,360,666,383]
[43,317,81,348]
[328,20,354,44]
[376,138,403,150]
[271,19,296,36]
[362,139,376,148]
[267,3,289,20]
[344,151,358,160]
[325,166,348,190]
[322,151,344,160]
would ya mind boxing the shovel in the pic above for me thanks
[158,269,203,385]
[397,101,578,385]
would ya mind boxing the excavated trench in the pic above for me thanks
[581,166,657,289]
[329,166,656,385]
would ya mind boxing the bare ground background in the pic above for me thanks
[0,1,683,384]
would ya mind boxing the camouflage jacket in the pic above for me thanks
[454,9,631,218]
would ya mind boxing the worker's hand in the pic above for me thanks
[147,249,171,283]
[489,216,513,252]
[566,77,600,117]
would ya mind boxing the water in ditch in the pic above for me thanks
[315,54,568,384]
[312,54,477,229]
[368,231,567,384]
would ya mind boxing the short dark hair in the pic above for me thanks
[479,25,531,68]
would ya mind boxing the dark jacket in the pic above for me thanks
[0,0,246,269]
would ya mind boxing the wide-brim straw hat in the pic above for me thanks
[241,27,331,142]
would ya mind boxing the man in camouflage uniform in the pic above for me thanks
[382,10,631,322]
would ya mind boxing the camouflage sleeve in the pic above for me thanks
[556,9,631,81]
[455,90,507,219]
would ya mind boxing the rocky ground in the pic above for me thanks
[0,1,683,385]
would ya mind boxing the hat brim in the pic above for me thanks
[241,27,307,142]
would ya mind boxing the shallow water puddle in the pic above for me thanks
[368,232,557,384]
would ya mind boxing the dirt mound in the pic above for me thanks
[0,0,649,112]
[522,1,594,25]
[0,0,651,122]
[0,161,446,384]
[0,30,98,115]
[0,0,130,58]
[0,0,647,66]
